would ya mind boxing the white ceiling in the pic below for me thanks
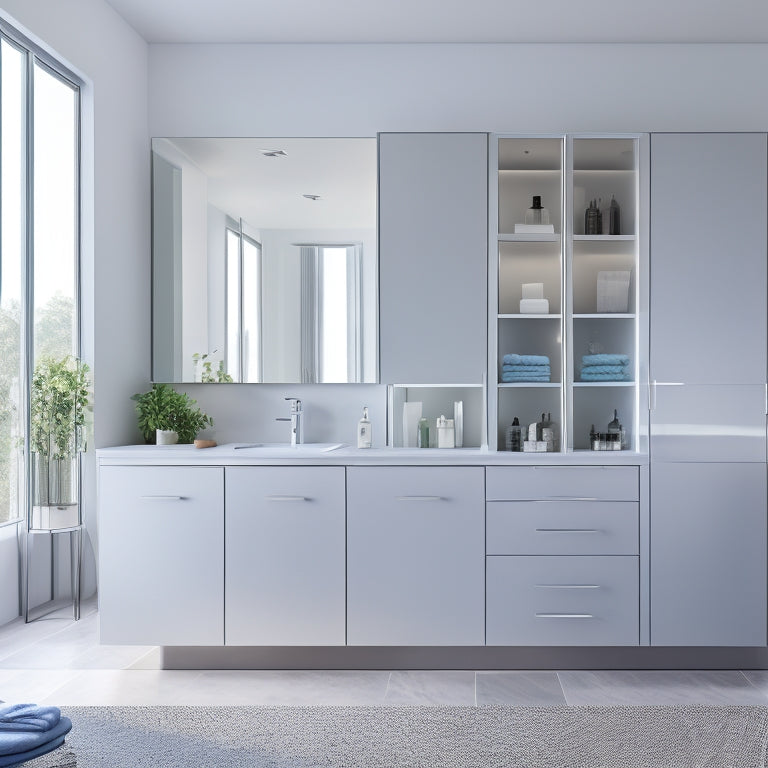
[161,138,377,230]
[105,0,768,43]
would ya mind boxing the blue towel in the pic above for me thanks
[502,365,552,375]
[581,353,630,367]
[502,354,550,367]
[0,705,60,733]
[502,372,551,382]
[0,716,71,758]
[580,364,628,376]
[581,371,632,381]
[0,732,68,768]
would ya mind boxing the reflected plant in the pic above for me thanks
[192,351,233,383]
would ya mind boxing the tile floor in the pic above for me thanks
[1,602,768,707]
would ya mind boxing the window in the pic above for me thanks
[0,26,81,526]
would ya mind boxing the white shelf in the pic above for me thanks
[498,313,562,320]
[498,233,560,243]
[573,235,635,242]
[498,382,560,388]
[573,381,635,387]
[573,313,635,319]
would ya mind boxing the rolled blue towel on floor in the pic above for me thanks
[502,364,552,376]
[581,353,629,367]
[502,353,550,367]
[0,715,71,759]
[580,371,632,381]
[579,364,628,376]
[0,704,61,733]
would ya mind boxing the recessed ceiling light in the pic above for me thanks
[303,194,321,201]
[260,149,287,157]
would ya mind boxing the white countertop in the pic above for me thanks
[97,443,648,466]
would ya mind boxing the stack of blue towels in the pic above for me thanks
[0,704,72,767]
[502,354,551,382]
[580,353,631,381]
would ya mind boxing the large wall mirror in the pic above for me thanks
[151,137,377,383]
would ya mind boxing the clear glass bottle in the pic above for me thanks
[417,417,430,448]
[525,196,550,225]
[585,199,601,235]
[608,195,621,235]
[505,417,522,452]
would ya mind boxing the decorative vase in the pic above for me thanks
[156,429,178,445]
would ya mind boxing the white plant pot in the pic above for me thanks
[156,429,178,445]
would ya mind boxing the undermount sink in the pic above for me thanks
[229,442,346,454]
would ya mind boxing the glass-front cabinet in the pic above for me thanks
[489,134,648,454]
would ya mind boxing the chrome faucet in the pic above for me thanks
[276,397,304,447]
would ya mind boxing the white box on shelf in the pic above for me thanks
[519,298,550,314]
[513,223,555,234]
[597,271,631,313]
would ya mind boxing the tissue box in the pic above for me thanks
[520,298,550,314]
[597,271,631,313]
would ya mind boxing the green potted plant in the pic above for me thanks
[30,355,90,528]
[132,383,213,444]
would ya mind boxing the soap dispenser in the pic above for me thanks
[525,195,550,226]
[357,407,372,449]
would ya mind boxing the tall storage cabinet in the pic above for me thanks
[649,133,768,646]
[378,133,488,385]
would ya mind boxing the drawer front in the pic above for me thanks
[486,556,639,646]
[486,466,639,501]
[487,501,639,555]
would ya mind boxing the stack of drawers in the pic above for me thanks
[485,466,640,646]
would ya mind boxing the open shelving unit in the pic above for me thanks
[489,134,648,454]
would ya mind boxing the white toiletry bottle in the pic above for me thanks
[436,415,455,449]
[357,406,372,449]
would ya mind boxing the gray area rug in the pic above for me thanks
[26,705,768,768]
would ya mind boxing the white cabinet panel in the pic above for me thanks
[379,133,488,384]
[99,466,224,645]
[347,466,485,645]
[487,555,639,646]
[486,466,639,501]
[650,133,767,386]
[225,467,346,645]
[650,462,767,646]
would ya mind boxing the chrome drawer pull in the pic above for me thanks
[535,613,594,619]
[140,495,185,501]
[547,496,601,501]
[396,496,443,502]
[266,495,308,502]
[535,528,600,533]
[534,584,600,589]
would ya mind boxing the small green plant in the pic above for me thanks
[192,351,234,383]
[30,356,90,459]
[131,383,213,444]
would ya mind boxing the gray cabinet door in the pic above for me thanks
[650,462,767,646]
[225,467,346,645]
[650,133,767,461]
[347,466,485,645]
[99,466,224,645]
[379,133,488,384]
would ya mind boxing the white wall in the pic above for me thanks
[0,0,149,614]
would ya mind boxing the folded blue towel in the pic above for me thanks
[502,354,550,367]
[580,364,628,376]
[0,716,71,758]
[0,705,60,733]
[580,371,632,381]
[0,731,68,768]
[581,353,630,367]
[502,372,551,382]
[502,365,552,375]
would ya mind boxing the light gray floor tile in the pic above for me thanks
[558,670,768,706]
[737,670,768,701]
[476,671,566,706]
[0,668,83,704]
[184,670,391,705]
[384,671,476,706]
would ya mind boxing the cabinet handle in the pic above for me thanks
[396,495,443,502]
[534,584,600,589]
[535,613,594,619]
[139,495,185,501]
[266,495,309,502]
[546,496,601,501]
[535,528,600,533]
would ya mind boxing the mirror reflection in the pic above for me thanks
[151,137,377,383]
